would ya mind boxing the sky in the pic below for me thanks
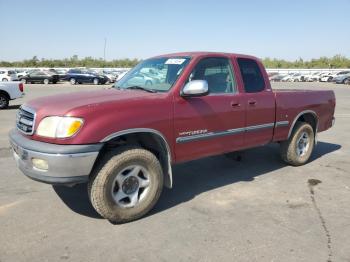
[1,0,349,61]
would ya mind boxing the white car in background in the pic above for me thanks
[323,71,350,82]
[0,81,24,109]
[0,69,19,81]
[304,72,321,82]
[281,73,295,82]
[16,70,29,78]
[319,72,334,82]
[290,73,305,82]
[116,71,128,81]
[102,70,117,83]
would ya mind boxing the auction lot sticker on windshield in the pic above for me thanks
[165,58,186,65]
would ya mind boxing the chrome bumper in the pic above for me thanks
[9,129,103,185]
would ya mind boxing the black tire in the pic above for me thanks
[0,93,9,109]
[21,78,27,84]
[280,122,315,166]
[93,78,99,85]
[343,78,350,85]
[43,79,49,85]
[70,78,76,85]
[88,147,163,224]
[2,78,8,82]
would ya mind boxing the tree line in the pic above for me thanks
[0,55,139,68]
[262,55,350,69]
[0,54,349,69]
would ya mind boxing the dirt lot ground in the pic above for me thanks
[0,82,349,262]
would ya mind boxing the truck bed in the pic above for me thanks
[272,89,335,141]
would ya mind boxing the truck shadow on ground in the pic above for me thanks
[52,141,340,220]
[4,105,21,110]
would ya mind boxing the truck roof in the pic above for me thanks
[153,51,259,60]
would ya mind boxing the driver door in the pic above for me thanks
[174,57,246,163]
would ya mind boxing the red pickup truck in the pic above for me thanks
[9,52,335,223]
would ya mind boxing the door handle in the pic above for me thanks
[231,102,241,107]
[248,99,257,106]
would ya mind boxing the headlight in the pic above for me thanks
[37,116,84,138]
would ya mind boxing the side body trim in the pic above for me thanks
[275,120,289,127]
[176,121,288,144]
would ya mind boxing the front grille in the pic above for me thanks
[16,106,36,135]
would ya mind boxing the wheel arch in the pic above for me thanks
[288,110,318,139]
[98,128,173,188]
[0,90,10,100]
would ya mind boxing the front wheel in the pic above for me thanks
[280,122,315,166]
[21,79,27,84]
[43,79,49,85]
[93,78,99,85]
[88,147,163,223]
[2,78,8,82]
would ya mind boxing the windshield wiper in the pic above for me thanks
[125,86,157,93]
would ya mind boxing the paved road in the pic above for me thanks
[0,82,349,262]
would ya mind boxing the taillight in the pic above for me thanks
[19,83,24,92]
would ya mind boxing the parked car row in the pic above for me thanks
[6,67,350,85]
[269,70,350,84]
[0,68,129,85]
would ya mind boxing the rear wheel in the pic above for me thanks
[21,79,27,84]
[2,78,8,82]
[43,79,49,85]
[88,147,163,223]
[70,78,76,85]
[93,78,99,85]
[280,122,314,166]
[0,93,9,109]
[343,78,350,85]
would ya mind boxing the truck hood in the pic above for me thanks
[25,88,156,116]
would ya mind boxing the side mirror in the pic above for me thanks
[181,80,209,97]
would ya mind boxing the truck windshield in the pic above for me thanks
[115,57,190,92]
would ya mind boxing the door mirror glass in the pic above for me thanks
[181,80,209,97]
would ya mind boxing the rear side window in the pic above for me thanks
[237,58,265,93]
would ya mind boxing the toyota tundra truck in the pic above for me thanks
[9,52,335,223]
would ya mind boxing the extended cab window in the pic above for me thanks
[237,58,265,93]
[188,57,235,94]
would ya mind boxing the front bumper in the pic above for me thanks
[9,129,103,185]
